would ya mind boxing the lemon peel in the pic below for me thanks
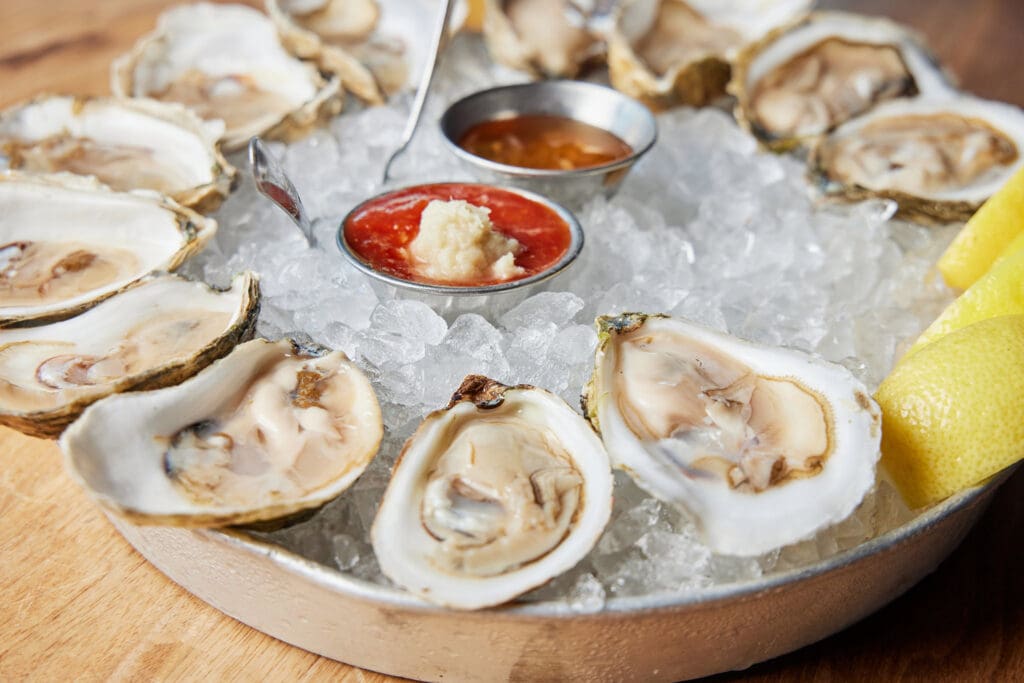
[876,315,1024,508]
[938,164,1024,291]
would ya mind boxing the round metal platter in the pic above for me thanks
[110,472,1009,682]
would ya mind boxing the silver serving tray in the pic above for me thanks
[110,472,1009,682]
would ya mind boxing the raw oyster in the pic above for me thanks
[608,0,813,108]
[268,0,466,104]
[809,94,1024,222]
[0,272,259,439]
[0,95,235,213]
[372,376,613,609]
[61,338,383,526]
[582,314,881,557]
[732,12,953,150]
[0,173,215,326]
[483,0,605,78]
[112,3,343,151]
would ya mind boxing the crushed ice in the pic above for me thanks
[181,36,947,609]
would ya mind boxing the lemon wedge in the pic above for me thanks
[908,240,1024,355]
[938,165,1024,291]
[876,315,1024,508]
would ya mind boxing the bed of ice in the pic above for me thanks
[182,36,957,611]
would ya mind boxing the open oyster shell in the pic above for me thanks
[608,0,813,109]
[731,12,954,151]
[483,0,606,78]
[268,0,467,104]
[61,338,383,527]
[112,2,343,151]
[809,94,1024,223]
[582,313,881,557]
[372,375,613,609]
[0,272,259,439]
[0,95,236,213]
[0,173,215,327]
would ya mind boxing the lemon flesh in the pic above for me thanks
[938,165,1024,291]
[876,315,1024,508]
[908,240,1024,355]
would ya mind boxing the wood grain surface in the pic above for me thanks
[1,1,1022,681]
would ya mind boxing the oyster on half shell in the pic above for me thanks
[731,12,954,150]
[582,314,881,557]
[269,0,467,104]
[0,173,215,326]
[61,338,383,526]
[112,3,343,151]
[0,272,259,439]
[608,0,813,108]
[809,94,1024,222]
[0,96,236,213]
[483,0,605,78]
[372,376,613,609]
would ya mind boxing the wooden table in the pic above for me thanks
[1,1,1022,680]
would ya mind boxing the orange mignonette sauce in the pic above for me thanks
[458,114,633,171]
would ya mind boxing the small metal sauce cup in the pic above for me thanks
[440,81,658,209]
[336,183,584,320]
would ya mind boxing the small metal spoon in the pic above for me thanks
[381,0,456,184]
[249,136,316,246]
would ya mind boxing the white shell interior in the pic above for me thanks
[820,94,1024,203]
[0,97,223,194]
[372,387,613,609]
[61,338,382,521]
[0,272,256,414]
[122,3,324,142]
[592,316,881,557]
[742,12,954,98]
[0,174,214,321]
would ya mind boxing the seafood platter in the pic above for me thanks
[3,0,1024,680]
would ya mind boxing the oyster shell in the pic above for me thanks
[809,94,1024,222]
[0,272,259,439]
[483,0,605,78]
[112,3,343,151]
[268,0,466,103]
[372,376,613,609]
[582,314,881,557]
[731,12,954,150]
[608,0,813,108]
[267,0,386,104]
[0,173,215,326]
[0,95,236,213]
[61,338,383,526]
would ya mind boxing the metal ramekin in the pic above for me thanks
[336,182,584,320]
[440,81,658,208]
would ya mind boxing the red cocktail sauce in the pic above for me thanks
[343,183,572,287]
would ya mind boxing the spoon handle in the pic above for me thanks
[381,0,456,184]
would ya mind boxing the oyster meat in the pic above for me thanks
[608,0,813,108]
[61,338,383,526]
[809,94,1024,222]
[0,272,259,439]
[484,0,605,78]
[0,173,215,326]
[583,314,881,556]
[732,12,953,149]
[372,376,613,609]
[112,3,343,151]
[0,96,235,213]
